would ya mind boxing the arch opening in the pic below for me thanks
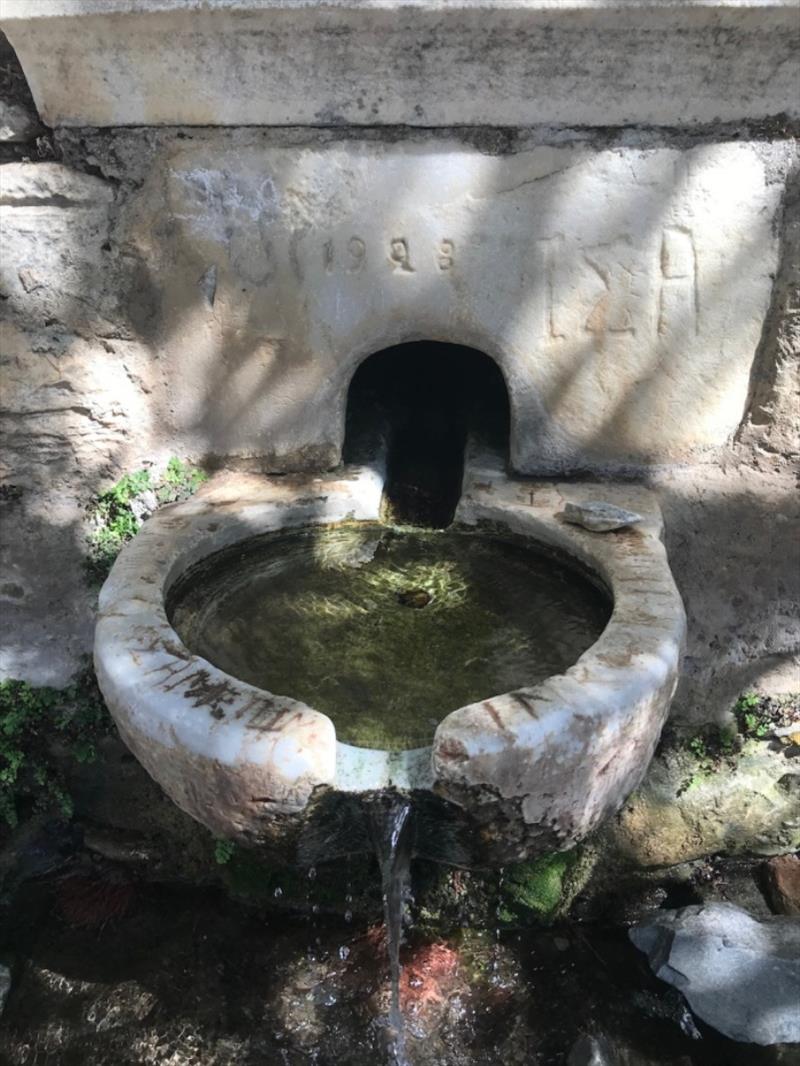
[344,342,510,528]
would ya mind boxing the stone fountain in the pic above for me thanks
[2,0,796,868]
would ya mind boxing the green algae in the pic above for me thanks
[500,847,596,924]
[169,523,609,751]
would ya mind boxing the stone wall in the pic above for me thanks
[0,13,797,720]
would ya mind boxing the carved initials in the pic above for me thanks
[658,226,698,336]
[583,253,636,337]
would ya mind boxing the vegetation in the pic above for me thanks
[674,690,799,793]
[213,838,236,865]
[157,455,208,503]
[734,691,773,739]
[85,457,207,580]
[500,849,586,923]
[0,666,112,828]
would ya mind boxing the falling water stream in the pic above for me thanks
[368,796,414,1066]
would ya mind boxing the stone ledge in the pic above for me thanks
[2,1,798,128]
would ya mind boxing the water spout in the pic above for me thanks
[368,793,414,1066]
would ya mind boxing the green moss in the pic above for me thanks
[0,665,112,828]
[85,457,207,582]
[502,850,583,923]
[213,838,236,865]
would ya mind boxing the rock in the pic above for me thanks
[562,501,644,533]
[631,988,702,1041]
[567,1034,618,1066]
[630,902,800,1045]
[566,1032,693,1066]
[0,100,40,142]
[0,162,113,207]
[128,489,158,524]
[397,587,431,609]
[0,817,82,895]
[607,740,800,867]
[0,963,10,1016]
[762,855,800,916]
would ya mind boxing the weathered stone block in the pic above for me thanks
[118,136,783,471]
[2,1,798,128]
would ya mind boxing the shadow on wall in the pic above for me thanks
[110,128,790,474]
[0,29,797,709]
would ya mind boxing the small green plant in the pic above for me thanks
[734,692,774,738]
[717,722,738,755]
[86,457,207,581]
[85,468,152,579]
[157,456,207,504]
[214,838,236,865]
[682,771,705,793]
[678,721,740,794]
[0,666,111,828]
[687,735,708,760]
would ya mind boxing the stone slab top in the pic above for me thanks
[4,1,798,11]
[3,0,798,127]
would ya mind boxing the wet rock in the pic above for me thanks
[762,854,800,916]
[562,501,644,533]
[397,587,431,609]
[631,988,702,1041]
[82,825,156,866]
[0,963,10,1016]
[0,818,82,895]
[0,100,40,142]
[630,902,800,1045]
[567,1033,618,1065]
[567,1032,695,1066]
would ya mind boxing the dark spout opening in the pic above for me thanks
[344,341,510,528]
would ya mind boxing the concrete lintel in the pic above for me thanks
[2,0,798,128]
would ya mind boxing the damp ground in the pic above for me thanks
[168,524,610,750]
[1,870,795,1066]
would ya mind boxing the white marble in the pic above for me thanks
[94,457,685,857]
[3,1,798,127]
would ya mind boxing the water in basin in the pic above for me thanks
[167,524,611,750]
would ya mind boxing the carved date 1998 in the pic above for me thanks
[323,236,456,275]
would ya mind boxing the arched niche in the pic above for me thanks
[344,340,510,527]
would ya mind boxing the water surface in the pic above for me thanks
[168,524,610,750]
